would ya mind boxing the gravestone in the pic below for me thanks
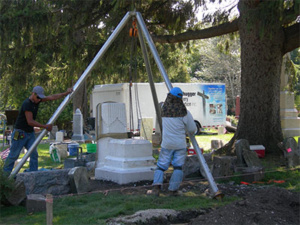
[211,139,224,150]
[72,108,85,142]
[95,102,156,184]
[242,147,262,168]
[68,167,91,194]
[55,131,64,142]
[49,125,58,140]
[234,139,264,182]
[235,139,248,167]
[212,156,236,179]
[281,137,300,168]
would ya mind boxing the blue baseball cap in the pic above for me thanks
[32,86,46,99]
[170,87,183,99]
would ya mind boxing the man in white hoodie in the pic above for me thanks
[150,87,197,196]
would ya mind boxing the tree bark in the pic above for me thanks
[235,0,284,153]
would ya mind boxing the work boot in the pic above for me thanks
[168,190,183,197]
[146,185,161,196]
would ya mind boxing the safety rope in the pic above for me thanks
[128,18,140,133]
[128,16,148,139]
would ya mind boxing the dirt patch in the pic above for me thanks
[189,185,299,225]
[88,178,299,225]
[85,152,300,225]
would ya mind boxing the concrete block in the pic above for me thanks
[26,194,46,213]
[104,156,155,169]
[235,166,264,183]
[96,137,113,168]
[64,158,86,169]
[109,138,153,158]
[95,138,156,184]
[95,167,154,185]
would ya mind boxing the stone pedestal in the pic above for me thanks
[280,91,300,137]
[95,138,155,184]
[280,54,300,137]
[94,102,155,184]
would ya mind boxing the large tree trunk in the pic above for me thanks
[235,1,284,154]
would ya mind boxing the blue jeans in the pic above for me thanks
[3,129,38,174]
[153,147,187,191]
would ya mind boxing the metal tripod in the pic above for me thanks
[10,11,223,199]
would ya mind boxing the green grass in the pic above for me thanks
[0,190,238,225]
[195,133,234,151]
[259,167,300,192]
[14,143,89,172]
[0,133,299,224]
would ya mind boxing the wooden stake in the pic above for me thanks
[46,194,53,225]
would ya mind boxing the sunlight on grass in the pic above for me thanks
[0,191,239,225]
[195,133,234,151]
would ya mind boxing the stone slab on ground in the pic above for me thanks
[106,208,209,225]
[235,166,265,183]
[106,209,178,225]
[16,169,71,195]
[26,194,46,213]
[4,180,26,206]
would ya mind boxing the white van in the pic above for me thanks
[90,83,226,134]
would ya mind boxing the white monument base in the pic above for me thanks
[95,167,154,185]
[95,138,156,184]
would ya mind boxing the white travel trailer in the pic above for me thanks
[90,83,226,134]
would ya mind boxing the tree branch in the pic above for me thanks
[283,23,300,54]
[152,19,239,43]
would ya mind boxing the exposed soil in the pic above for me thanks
[188,184,299,225]
[88,176,299,225]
